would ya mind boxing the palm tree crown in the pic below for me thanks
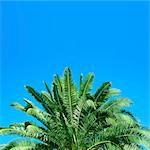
[0,67,149,150]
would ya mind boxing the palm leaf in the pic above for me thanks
[1,67,149,150]
[94,82,111,104]
[100,98,132,111]
[79,73,94,97]
[79,73,83,92]
[25,86,53,114]
[43,81,54,102]
[0,127,49,143]
[53,74,63,95]
[63,67,77,125]
[2,139,49,150]
[11,99,55,129]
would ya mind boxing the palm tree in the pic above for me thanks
[0,67,149,150]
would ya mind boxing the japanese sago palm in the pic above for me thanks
[0,68,149,150]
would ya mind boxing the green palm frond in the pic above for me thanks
[10,102,25,111]
[52,83,64,113]
[0,127,48,143]
[79,73,83,93]
[72,96,95,130]
[86,123,150,150]
[121,109,139,125]
[25,86,52,114]
[43,81,50,92]
[73,97,85,129]
[43,81,53,97]
[93,82,112,109]
[11,99,55,129]
[104,88,121,99]
[79,73,94,97]
[0,67,149,150]
[63,67,77,125]
[53,74,63,96]
[9,121,46,131]
[2,139,49,150]
[94,81,111,102]
[100,97,132,111]
[41,91,56,116]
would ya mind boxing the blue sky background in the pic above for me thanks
[0,1,149,144]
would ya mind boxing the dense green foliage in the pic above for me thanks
[0,68,150,150]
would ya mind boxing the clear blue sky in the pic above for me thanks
[0,1,149,144]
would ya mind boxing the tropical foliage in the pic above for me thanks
[0,68,149,150]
